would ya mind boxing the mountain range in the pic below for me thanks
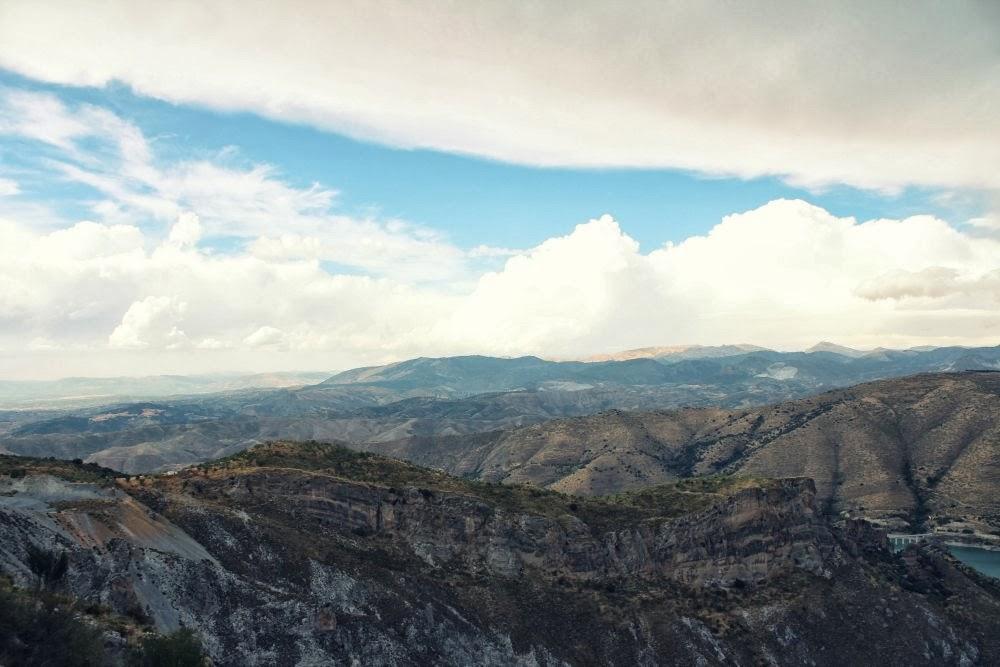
[2,348,1000,663]
[3,345,1000,475]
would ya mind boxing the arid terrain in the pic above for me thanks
[363,372,1000,536]
[1,444,998,665]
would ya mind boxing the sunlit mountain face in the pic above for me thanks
[1,3,999,666]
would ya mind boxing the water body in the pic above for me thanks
[948,546,1000,580]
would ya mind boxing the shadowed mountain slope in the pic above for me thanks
[1,445,998,665]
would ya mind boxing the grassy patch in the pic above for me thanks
[0,455,120,485]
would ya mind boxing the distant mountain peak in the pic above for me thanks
[583,343,769,362]
[805,341,867,357]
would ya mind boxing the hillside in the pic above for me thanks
[5,346,1000,474]
[364,372,1000,534]
[1,445,998,664]
[320,347,1000,397]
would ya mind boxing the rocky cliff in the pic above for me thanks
[1,445,999,665]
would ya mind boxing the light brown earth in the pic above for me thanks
[366,372,1000,533]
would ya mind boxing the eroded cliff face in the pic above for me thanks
[0,447,998,666]
[176,468,834,587]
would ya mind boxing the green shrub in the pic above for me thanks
[137,627,206,666]
[0,585,104,666]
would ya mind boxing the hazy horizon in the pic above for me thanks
[2,339,998,383]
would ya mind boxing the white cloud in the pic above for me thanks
[969,215,1000,231]
[468,244,522,259]
[1,2,998,192]
[430,201,1000,356]
[855,267,963,301]
[243,326,287,349]
[1,198,999,378]
[167,212,201,248]
[0,177,19,196]
[195,337,230,350]
[0,88,472,283]
[109,296,188,349]
[0,88,92,149]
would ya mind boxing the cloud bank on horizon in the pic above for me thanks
[0,1,998,378]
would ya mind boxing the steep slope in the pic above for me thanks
[366,372,1000,533]
[1,446,998,665]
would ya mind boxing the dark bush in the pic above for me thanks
[0,585,104,666]
[136,627,206,667]
[26,544,69,590]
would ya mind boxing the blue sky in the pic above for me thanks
[0,2,997,379]
[0,69,980,254]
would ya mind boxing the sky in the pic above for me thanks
[0,1,998,380]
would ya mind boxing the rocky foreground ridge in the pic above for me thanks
[1,444,1000,665]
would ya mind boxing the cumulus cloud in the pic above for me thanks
[1,2,998,192]
[109,296,188,349]
[855,268,963,301]
[8,197,999,378]
[166,212,202,248]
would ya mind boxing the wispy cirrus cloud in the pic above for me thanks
[0,88,472,283]
[0,177,18,196]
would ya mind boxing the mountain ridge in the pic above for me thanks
[360,371,1000,536]
[5,347,1000,475]
[1,444,998,664]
